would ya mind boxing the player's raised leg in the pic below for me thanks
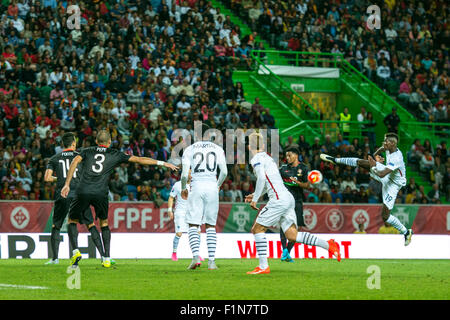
[320,153,370,169]
[283,223,341,261]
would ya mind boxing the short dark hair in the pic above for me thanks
[385,132,399,143]
[285,146,300,155]
[62,132,76,149]
[96,130,111,145]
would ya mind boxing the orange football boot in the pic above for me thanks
[246,266,271,274]
[327,239,341,262]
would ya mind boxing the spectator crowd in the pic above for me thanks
[0,0,447,205]
[231,0,449,123]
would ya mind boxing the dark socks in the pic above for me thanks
[89,226,105,257]
[101,226,111,257]
[280,230,288,250]
[287,241,295,252]
[68,223,79,251]
[50,226,61,260]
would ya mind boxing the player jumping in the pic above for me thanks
[245,133,341,274]
[320,132,413,245]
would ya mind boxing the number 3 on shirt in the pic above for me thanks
[92,154,105,173]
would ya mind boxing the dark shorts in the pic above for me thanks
[53,197,93,229]
[295,202,305,227]
[68,193,109,225]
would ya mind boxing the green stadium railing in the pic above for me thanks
[250,54,321,121]
[248,50,449,151]
[282,120,373,146]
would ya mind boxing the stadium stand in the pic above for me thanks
[0,0,448,204]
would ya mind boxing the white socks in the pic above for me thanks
[254,233,268,269]
[188,226,200,257]
[206,228,217,262]
[386,215,408,235]
[173,235,181,253]
[336,157,358,167]
[296,232,329,250]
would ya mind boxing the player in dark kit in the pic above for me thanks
[44,132,89,265]
[61,130,179,268]
[279,147,310,262]
[278,147,340,262]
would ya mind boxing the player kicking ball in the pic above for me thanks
[245,133,341,275]
[320,132,413,245]
[167,170,203,262]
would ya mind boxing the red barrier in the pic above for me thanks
[0,201,448,234]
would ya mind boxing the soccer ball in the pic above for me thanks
[308,170,323,184]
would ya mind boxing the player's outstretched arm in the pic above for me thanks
[61,155,83,198]
[128,156,179,171]
[44,169,57,183]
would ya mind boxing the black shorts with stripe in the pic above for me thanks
[68,193,109,225]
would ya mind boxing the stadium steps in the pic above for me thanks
[233,70,299,131]
[405,167,446,203]
[217,1,447,203]
[209,0,269,49]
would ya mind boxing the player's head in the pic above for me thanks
[199,122,211,141]
[96,130,112,147]
[62,132,77,150]
[384,132,398,151]
[248,132,265,155]
[285,147,300,165]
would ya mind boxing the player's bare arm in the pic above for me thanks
[368,155,393,178]
[373,146,386,158]
[44,169,57,182]
[128,156,179,171]
[61,155,83,198]
[167,196,175,220]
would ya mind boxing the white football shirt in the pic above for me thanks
[385,149,407,186]
[181,141,227,184]
[169,181,189,212]
[250,152,290,201]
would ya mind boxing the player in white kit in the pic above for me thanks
[168,171,204,262]
[245,133,341,274]
[180,123,228,270]
[320,132,413,245]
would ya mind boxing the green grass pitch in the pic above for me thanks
[0,259,448,300]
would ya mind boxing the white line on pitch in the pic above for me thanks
[0,283,49,290]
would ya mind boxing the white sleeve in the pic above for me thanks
[169,183,178,198]
[217,149,228,187]
[252,161,267,202]
[386,155,399,171]
[181,147,192,190]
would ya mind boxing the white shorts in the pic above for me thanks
[174,210,189,233]
[370,171,401,210]
[186,181,219,226]
[255,193,297,232]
